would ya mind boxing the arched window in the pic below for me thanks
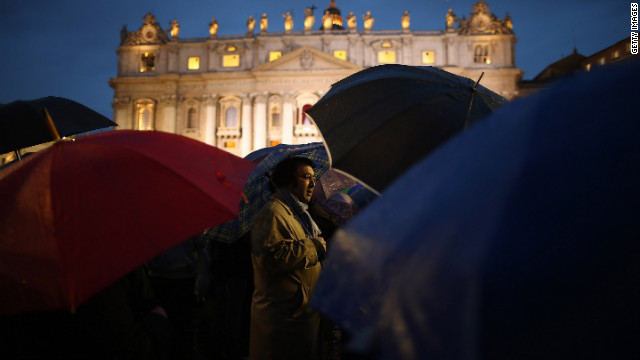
[136,99,155,130]
[225,107,238,128]
[187,108,197,129]
[270,105,281,129]
[474,45,490,64]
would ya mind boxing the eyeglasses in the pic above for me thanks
[300,173,317,183]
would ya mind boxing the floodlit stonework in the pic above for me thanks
[110,0,521,157]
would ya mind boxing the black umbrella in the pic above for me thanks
[306,64,506,192]
[0,96,117,155]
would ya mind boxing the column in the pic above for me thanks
[202,94,217,146]
[160,95,177,133]
[111,96,132,129]
[252,93,268,151]
[282,94,295,144]
[241,95,253,156]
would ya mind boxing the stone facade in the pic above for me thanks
[110,0,521,157]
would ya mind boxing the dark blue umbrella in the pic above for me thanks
[311,58,640,359]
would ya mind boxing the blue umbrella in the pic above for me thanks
[204,142,329,243]
[311,58,640,359]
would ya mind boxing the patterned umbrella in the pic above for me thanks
[204,142,330,243]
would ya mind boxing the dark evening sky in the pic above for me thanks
[0,0,630,119]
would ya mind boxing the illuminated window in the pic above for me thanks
[599,57,605,65]
[227,45,236,52]
[225,107,238,127]
[136,100,155,130]
[223,54,240,67]
[269,51,282,62]
[140,52,156,72]
[422,51,435,64]
[333,50,347,61]
[612,50,620,59]
[188,57,200,70]
[378,51,396,64]
[585,63,591,71]
[187,108,197,128]
[224,141,236,148]
[270,140,281,147]
[474,45,490,64]
[382,41,392,48]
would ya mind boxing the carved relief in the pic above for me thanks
[300,49,314,69]
[120,13,169,45]
[457,0,514,35]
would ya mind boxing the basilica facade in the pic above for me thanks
[110,0,521,157]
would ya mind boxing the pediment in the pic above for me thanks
[252,46,362,73]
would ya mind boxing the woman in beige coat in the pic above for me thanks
[250,157,327,360]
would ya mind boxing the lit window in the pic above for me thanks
[227,45,236,52]
[188,57,200,70]
[422,51,435,64]
[269,51,282,61]
[378,51,396,64]
[474,45,490,64]
[136,100,155,130]
[612,50,620,59]
[585,63,591,71]
[140,52,156,72]
[382,41,392,48]
[224,107,238,128]
[333,50,347,61]
[224,141,236,148]
[599,57,606,65]
[223,54,240,67]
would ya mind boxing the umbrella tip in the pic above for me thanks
[43,107,61,141]
[473,72,485,91]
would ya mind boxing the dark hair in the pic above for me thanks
[269,156,314,192]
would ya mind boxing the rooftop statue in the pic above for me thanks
[401,10,410,31]
[346,11,356,30]
[283,11,293,33]
[304,7,315,31]
[260,13,268,33]
[246,15,255,34]
[169,19,179,39]
[363,11,374,31]
[446,8,456,31]
[209,18,218,37]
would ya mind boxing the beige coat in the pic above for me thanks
[249,193,325,360]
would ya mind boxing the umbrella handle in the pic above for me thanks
[43,107,61,141]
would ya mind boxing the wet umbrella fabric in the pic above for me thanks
[0,96,117,154]
[204,142,330,244]
[311,59,640,359]
[306,64,506,192]
[0,130,256,315]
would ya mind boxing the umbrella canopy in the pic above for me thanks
[311,59,640,359]
[0,96,117,155]
[0,130,256,315]
[204,142,330,244]
[306,64,506,192]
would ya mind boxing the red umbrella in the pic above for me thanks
[0,130,256,315]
